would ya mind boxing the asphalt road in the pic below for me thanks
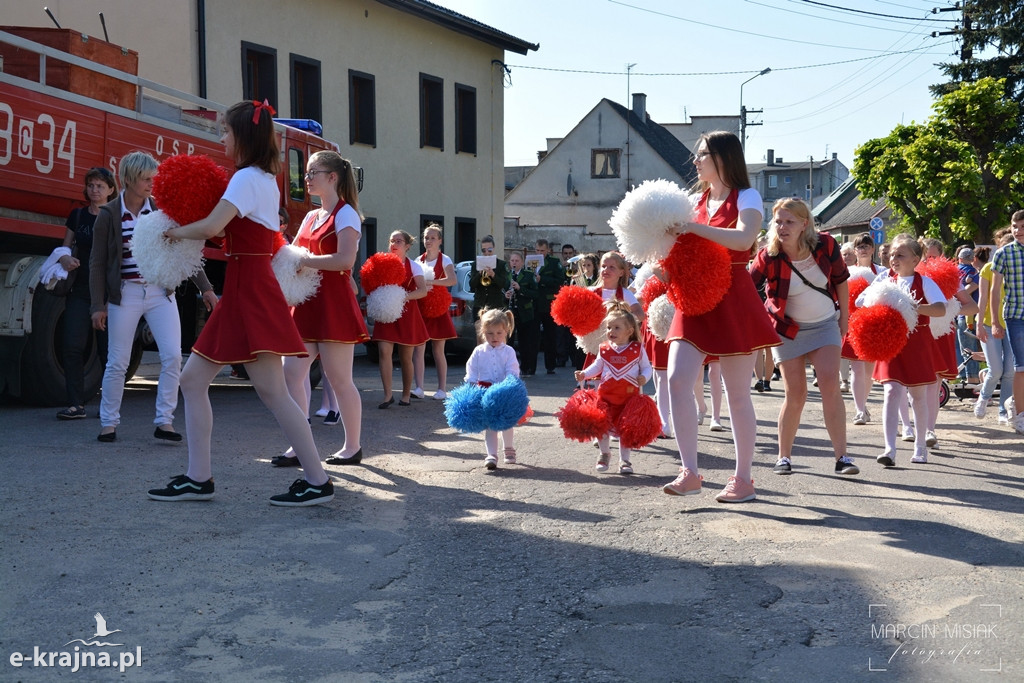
[1,353,1021,682]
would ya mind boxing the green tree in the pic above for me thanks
[854,77,1024,246]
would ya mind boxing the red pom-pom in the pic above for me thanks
[360,253,407,293]
[916,257,960,299]
[848,277,869,313]
[616,393,663,449]
[556,389,612,442]
[152,154,229,226]
[419,285,452,318]
[848,305,910,361]
[271,231,288,256]
[517,404,534,426]
[660,233,732,316]
[638,276,668,311]
[552,286,607,336]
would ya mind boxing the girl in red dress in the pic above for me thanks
[148,100,333,506]
[274,151,369,468]
[661,131,780,503]
[842,232,886,425]
[412,223,457,401]
[372,230,429,408]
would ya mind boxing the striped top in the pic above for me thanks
[991,240,1024,322]
[119,197,153,280]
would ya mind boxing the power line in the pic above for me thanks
[794,0,955,21]
[745,0,949,31]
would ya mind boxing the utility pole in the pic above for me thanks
[932,2,972,62]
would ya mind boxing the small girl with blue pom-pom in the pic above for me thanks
[464,308,520,469]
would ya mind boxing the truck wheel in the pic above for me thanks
[20,293,102,406]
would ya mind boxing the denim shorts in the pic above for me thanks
[1006,318,1024,372]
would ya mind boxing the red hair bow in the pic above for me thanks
[252,99,276,124]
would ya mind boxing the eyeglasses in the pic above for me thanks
[694,152,711,161]
[481,246,495,254]
[304,170,329,180]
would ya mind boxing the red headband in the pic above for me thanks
[252,99,276,125]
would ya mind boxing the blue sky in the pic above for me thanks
[438,0,962,168]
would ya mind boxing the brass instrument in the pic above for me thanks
[565,255,589,287]
[480,271,493,287]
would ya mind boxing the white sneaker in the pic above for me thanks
[910,453,928,464]
[840,380,850,393]
[484,455,498,470]
[901,425,916,442]
[697,411,706,426]
[998,413,1010,425]
[925,430,938,448]
[709,419,724,432]
[410,387,425,399]
[314,408,329,417]
[853,411,867,426]
[1014,413,1024,436]
[432,390,447,400]
[973,397,987,419]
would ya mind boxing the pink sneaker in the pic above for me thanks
[663,468,703,496]
[715,476,756,503]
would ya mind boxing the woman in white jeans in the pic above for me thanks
[89,152,218,443]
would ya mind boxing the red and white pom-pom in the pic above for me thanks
[271,231,288,255]
[632,263,655,294]
[271,244,322,306]
[552,286,606,336]
[556,389,613,442]
[847,277,870,313]
[129,210,204,290]
[616,393,663,449]
[638,274,668,311]
[419,285,452,319]
[648,294,675,341]
[847,265,876,285]
[152,154,229,226]
[661,233,733,316]
[847,279,918,361]
[608,179,695,264]
[366,284,407,323]
[360,252,407,294]
[575,327,605,356]
[917,257,960,299]
[929,296,960,339]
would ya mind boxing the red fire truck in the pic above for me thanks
[0,26,339,405]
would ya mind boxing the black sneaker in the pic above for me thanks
[772,457,792,474]
[876,454,896,467]
[148,474,214,501]
[56,406,86,420]
[270,478,334,507]
[322,411,340,426]
[754,380,765,393]
[834,456,860,475]
[270,454,301,467]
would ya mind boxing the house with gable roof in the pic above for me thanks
[504,94,698,255]
[813,176,894,245]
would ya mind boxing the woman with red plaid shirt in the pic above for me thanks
[749,198,859,477]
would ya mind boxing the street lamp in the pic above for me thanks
[739,67,771,153]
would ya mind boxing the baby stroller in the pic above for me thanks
[939,348,999,408]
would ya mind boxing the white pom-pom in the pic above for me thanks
[422,268,436,282]
[862,279,918,336]
[929,296,960,339]
[575,328,605,356]
[366,284,407,323]
[847,265,876,284]
[631,263,654,293]
[648,294,675,341]
[271,244,322,306]
[130,210,204,290]
[608,179,695,264]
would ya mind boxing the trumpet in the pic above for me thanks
[480,271,493,287]
[565,255,589,287]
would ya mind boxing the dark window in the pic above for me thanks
[455,84,476,155]
[241,41,277,107]
[363,218,378,260]
[290,54,322,124]
[349,70,376,146]
[288,147,305,202]
[454,217,476,264]
[591,149,620,178]
[419,74,444,150]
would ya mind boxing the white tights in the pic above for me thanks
[881,382,929,458]
[485,428,514,456]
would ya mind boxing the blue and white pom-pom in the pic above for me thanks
[130,210,204,290]
[648,294,675,342]
[608,179,695,265]
[271,244,322,306]
[366,284,407,323]
[481,376,530,431]
[444,383,489,433]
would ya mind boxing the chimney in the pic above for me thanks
[767,149,774,166]
[632,93,647,120]
[832,152,837,160]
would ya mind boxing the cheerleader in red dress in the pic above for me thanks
[842,234,887,425]
[412,223,457,401]
[148,100,333,506]
[275,152,369,468]
[863,236,947,466]
[575,302,652,475]
[371,230,429,408]
[661,131,780,504]
[584,252,645,369]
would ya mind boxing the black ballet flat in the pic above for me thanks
[97,431,117,443]
[325,449,363,466]
[154,427,183,442]
[270,455,301,468]
[398,399,411,407]
[378,398,395,409]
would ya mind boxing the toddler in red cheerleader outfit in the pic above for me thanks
[465,308,521,470]
[575,302,652,475]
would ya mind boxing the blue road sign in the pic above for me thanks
[870,228,885,244]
